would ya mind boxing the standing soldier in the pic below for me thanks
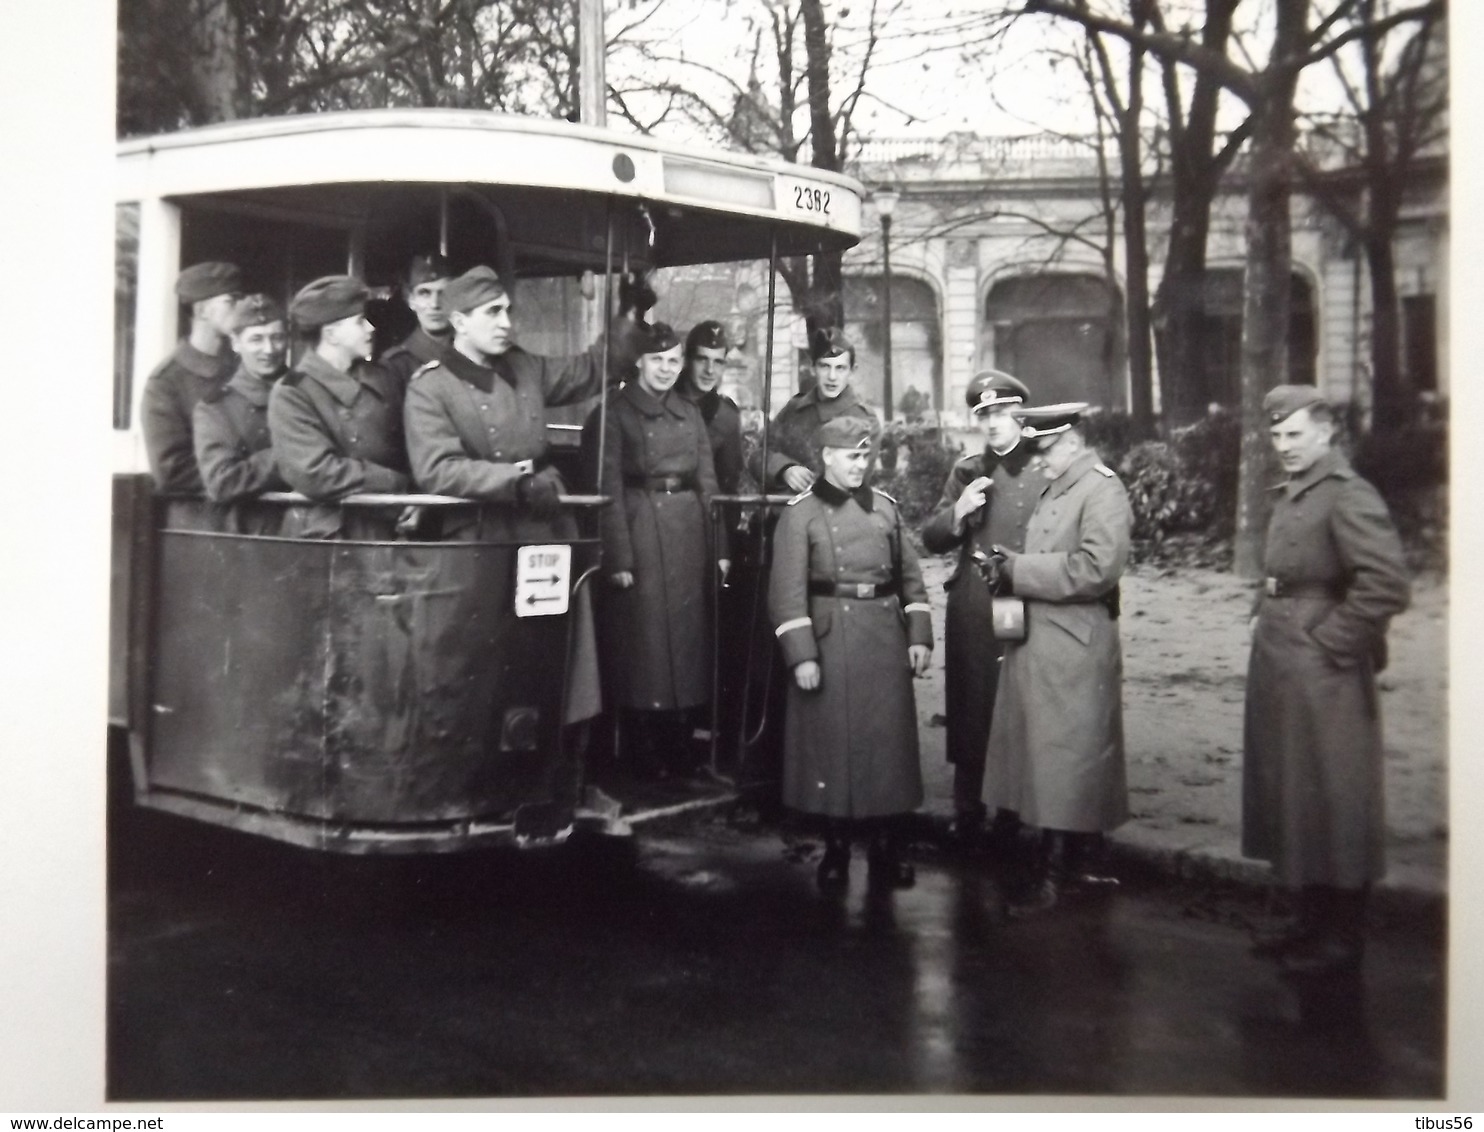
[920,371,1041,854]
[267,275,410,539]
[140,261,243,495]
[769,416,933,892]
[750,328,879,494]
[403,265,645,724]
[1243,385,1410,978]
[380,253,455,392]
[192,294,290,533]
[982,403,1133,916]
[679,320,745,495]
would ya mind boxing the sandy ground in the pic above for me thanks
[911,557,1449,895]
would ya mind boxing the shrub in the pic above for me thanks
[876,423,963,525]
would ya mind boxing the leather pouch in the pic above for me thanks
[991,596,1027,641]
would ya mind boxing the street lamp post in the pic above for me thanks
[872,187,900,420]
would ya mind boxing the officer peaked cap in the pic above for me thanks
[176,262,243,304]
[1263,384,1328,424]
[228,293,286,334]
[815,416,875,451]
[289,276,369,330]
[639,321,682,355]
[966,370,1030,412]
[1017,401,1089,439]
[405,253,454,287]
[444,266,510,314]
[685,319,729,355]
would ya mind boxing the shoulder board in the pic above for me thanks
[872,487,899,504]
[381,343,408,360]
[410,360,441,380]
[785,490,813,506]
[200,384,230,405]
[1094,463,1116,478]
[280,370,305,388]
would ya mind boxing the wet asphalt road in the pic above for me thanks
[107,808,1445,1103]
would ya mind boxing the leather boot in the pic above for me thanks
[867,820,916,889]
[1251,886,1322,960]
[1281,887,1366,978]
[1006,830,1065,918]
[816,825,851,893]
[1066,831,1120,889]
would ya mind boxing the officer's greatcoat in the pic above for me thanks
[920,441,1041,771]
[750,385,878,489]
[192,366,288,534]
[1242,449,1410,888]
[267,351,409,539]
[769,480,933,819]
[403,343,621,722]
[588,383,722,712]
[141,339,236,495]
[984,449,1132,832]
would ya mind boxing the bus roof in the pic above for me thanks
[117,109,864,267]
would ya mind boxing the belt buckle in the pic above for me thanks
[854,582,874,599]
[1264,577,1279,597]
[513,458,535,475]
[666,476,682,491]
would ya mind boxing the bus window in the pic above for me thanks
[115,203,139,430]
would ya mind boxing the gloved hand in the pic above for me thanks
[618,271,658,318]
[990,544,1019,585]
[517,466,566,519]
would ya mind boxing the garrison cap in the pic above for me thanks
[405,253,454,287]
[685,319,729,355]
[176,262,243,304]
[639,321,682,355]
[966,370,1031,413]
[289,276,369,330]
[1017,401,1089,440]
[1263,384,1328,424]
[809,327,855,363]
[815,415,875,451]
[444,265,509,314]
[228,293,286,333]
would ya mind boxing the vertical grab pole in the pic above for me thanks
[438,189,449,257]
[759,228,780,486]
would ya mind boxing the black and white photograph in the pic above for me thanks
[2,0,1479,1113]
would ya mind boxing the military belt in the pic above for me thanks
[809,581,894,599]
[625,473,696,493]
[1264,577,1345,599]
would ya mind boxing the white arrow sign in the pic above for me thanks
[514,544,571,618]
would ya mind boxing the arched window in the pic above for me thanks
[983,273,1123,407]
[843,275,942,417]
[1193,269,1316,407]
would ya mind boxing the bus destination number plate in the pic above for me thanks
[780,176,834,221]
[515,544,571,618]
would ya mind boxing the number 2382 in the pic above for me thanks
[793,185,831,215]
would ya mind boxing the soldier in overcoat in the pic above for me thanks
[267,276,410,539]
[1243,385,1410,978]
[192,294,290,534]
[379,254,455,393]
[920,371,1042,851]
[769,416,933,891]
[982,403,1133,915]
[749,328,879,493]
[678,320,745,495]
[141,261,243,495]
[402,265,644,724]
[585,323,730,776]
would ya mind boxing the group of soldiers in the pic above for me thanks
[142,254,1412,979]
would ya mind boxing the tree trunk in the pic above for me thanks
[191,0,243,123]
[1365,225,1405,427]
[1232,0,1306,579]
[1120,37,1154,437]
[1152,188,1212,427]
[798,0,844,330]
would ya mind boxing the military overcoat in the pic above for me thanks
[683,387,746,495]
[140,339,236,495]
[192,366,288,534]
[920,441,1041,769]
[403,343,623,722]
[586,383,722,711]
[266,351,409,539]
[1242,449,1410,888]
[984,449,1132,833]
[749,385,878,489]
[380,326,452,394]
[769,481,933,819]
